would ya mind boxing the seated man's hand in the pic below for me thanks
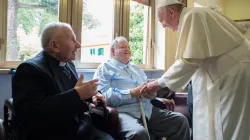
[92,93,107,106]
[162,98,175,111]
[74,74,98,100]
[130,83,147,97]
[140,80,161,94]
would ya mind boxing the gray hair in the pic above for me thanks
[110,36,128,49]
[41,22,72,50]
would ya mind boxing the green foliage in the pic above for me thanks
[82,0,100,29]
[9,0,101,60]
[18,0,97,33]
[19,0,58,14]
[82,12,100,29]
[19,0,39,4]
[129,3,145,64]
[40,0,58,15]
[6,39,20,60]
[19,46,40,61]
[39,12,58,35]
[17,8,36,34]
[18,0,58,34]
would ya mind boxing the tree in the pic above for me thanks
[82,0,100,30]
[7,0,99,61]
[7,0,58,61]
[129,3,145,64]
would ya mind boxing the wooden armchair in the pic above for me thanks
[152,87,192,127]
[3,98,120,140]
[0,119,5,140]
[2,69,120,140]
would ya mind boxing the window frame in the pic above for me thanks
[130,0,154,69]
[0,0,71,69]
[0,0,155,69]
[75,0,155,69]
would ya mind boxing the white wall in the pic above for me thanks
[223,0,250,20]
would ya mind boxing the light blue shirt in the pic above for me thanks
[93,58,153,119]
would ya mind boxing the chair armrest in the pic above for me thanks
[89,104,120,139]
[174,92,191,126]
[106,106,119,139]
[0,119,6,140]
[4,98,14,129]
[174,92,188,105]
[151,87,176,109]
[3,98,14,140]
[106,106,118,123]
[152,92,192,127]
[150,98,167,109]
[4,98,14,115]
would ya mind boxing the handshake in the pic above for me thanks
[74,74,162,103]
[130,80,161,99]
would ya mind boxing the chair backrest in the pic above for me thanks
[8,68,16,98]
[3,69,16,140]
[8,68,16,80]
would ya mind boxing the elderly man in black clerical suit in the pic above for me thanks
[12,22,114,140]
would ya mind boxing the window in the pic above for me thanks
[0,0,63,68]
[80,0,114,64]
[7,0,59,61]
[97,48,104,56]
[129,0,149,65]
[90,48,95,56]
[0,0,154,69]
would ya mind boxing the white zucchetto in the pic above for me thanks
[157,0,181,8]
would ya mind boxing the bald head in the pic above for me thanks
[41,22,72,50]
[41,22,80,62]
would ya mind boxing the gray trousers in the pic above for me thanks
[118,106,190,140]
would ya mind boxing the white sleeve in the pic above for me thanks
[245,29,250,40]
[157,58,201,91]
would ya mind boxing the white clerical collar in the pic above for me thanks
[59,62,66,66]
[178,7,191,30]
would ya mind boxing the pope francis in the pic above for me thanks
[142,0,250,140]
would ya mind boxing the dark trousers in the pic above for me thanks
[187,81,193,122]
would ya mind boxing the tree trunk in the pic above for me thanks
[7,0,19,61]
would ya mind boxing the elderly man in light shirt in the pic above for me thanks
[141,0,250,140]
[94,36,190,140]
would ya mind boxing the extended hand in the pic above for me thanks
[74,74,98,100]
[140,80,161,93]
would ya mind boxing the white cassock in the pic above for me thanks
[245,28,250,40]
[158,7,250,140]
